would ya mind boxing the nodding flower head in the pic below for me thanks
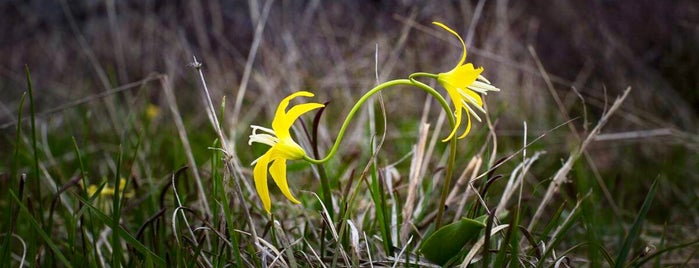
[433,22,500,141]
[248,91,324,213]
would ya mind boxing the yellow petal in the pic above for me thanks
[87,185,98,197]
[274,91,315,126]
[443,106,463,142]
[253,152,273,213]
[270,140,306,160]
[273,102,324,138]
[448,63,483,88]
[433,22,467,68]
[269,158,301,204]
[457,110,473,139]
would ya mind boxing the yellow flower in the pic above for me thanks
[248,91,324,213]
[87,178,134,198]
[433,22,500,141]
[145,103,161,120]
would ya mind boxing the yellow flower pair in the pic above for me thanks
[249,22,499,213]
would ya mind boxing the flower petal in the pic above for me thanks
[433,22,467,68]
[253,152,273,213]
[457,110,473,139]
[269,158,301,204]
[273,102,324,137]
[270,141,306,160]
[274,91,315,126]
[457,88,484,107]
[443,106,463,142]
[448,64,483,88]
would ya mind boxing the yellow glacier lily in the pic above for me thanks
[248,91,324,213]
[434,22,500,141]
[86,178,135,198]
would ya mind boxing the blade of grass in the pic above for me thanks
[538,202,566,244]
[26,66,45,226]
[211,139,244,267]
[111,145,123,267]
[71,136,101,266]
[9,189,73,268]
[369,141,393,256]
[634,238,699,267]
[2,92,26,265]
[614,178,659,268]
[494,207,519,267]
[482,209,496,267]
[536,192,589,268]
[10,92,26,186]
[73,193,165,266]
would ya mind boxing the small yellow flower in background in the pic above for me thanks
[433,22,500,141]
[248,91,324,213]
[87,178,135,198]
[146,103,161,121]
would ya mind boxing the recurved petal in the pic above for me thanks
[274,91,315,127]
[273,102,325,136]
[433,22,467,68]
[443,106,463,142]
[457,109,474,139]
[253,152,273,213]
[269,158,301,204]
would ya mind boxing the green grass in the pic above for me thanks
[1,65,696,267]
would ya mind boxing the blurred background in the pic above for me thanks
[1,0,698,250]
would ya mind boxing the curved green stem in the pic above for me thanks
[409,72,439,80]
[303,78,454,164]
[304,75,458,228]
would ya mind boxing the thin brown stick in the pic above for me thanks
[529,87,632,230]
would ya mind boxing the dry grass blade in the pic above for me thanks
[391,235,413,268]
[459,224,510,267]
[161,76,212,216]
[312,192,351,266]
[190,58,263,263]
[529,45,621,216]
[0,234,26,267]
[231,0,274,128]
[529,87,632,230]
[273,220,297,268]
[496,151,543,214]
[400,122,429,241]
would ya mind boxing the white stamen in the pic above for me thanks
[462,100,483,122]
[250,125,275,135]
[471,80,500,92]
[477,75,491,84]
[249,133,278,146]
[461,93,487,114]
[464,85,488,94]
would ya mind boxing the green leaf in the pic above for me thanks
[614,179,659,268]
[420,215,487,266]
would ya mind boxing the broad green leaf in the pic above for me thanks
[420,215,487,266]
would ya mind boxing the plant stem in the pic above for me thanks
[303,76,457,228]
